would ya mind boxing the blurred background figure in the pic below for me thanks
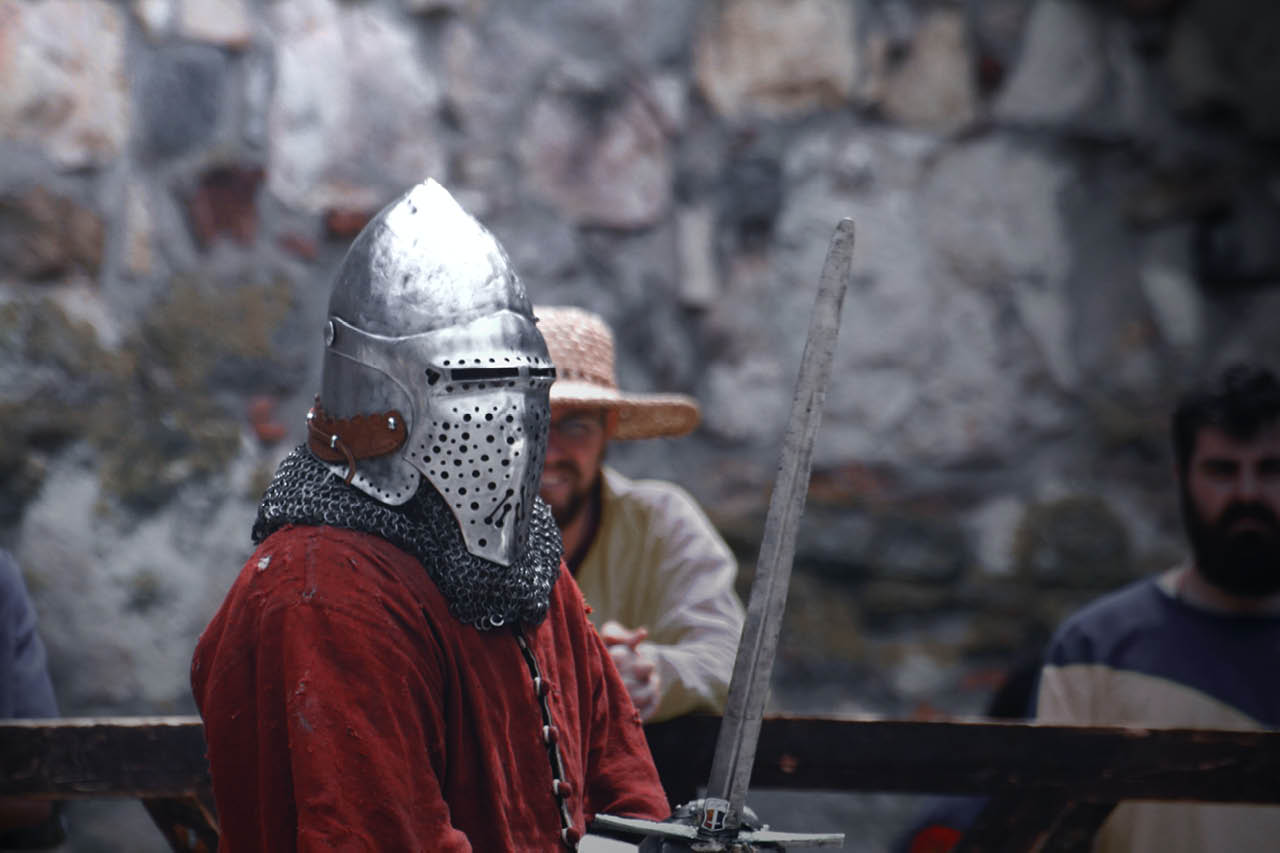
[537,306,744,722]
[0,549,64,849]
[1035,363,1280,852]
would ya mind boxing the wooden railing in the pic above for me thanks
[3,715,1279,851]
[0,717,216,852]
[644,715,1280,852]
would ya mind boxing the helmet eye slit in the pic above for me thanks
[436,365,556,385]
[450,366,520,381]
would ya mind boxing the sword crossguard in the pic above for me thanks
[589,812,844,850]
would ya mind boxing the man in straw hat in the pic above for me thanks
[535,305,744,723]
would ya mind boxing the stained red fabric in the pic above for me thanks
[191,524,669,851]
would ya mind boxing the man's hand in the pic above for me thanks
[600,621,661,719]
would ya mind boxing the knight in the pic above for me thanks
[191,179,669,850]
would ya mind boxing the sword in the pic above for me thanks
[592,218,855,851]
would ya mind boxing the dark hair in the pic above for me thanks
[1172,363,1280,472]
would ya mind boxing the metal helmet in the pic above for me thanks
[312,179,554,567]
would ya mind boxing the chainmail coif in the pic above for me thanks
[252,446,563,631]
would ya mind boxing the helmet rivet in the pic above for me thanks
[324,320,335,346]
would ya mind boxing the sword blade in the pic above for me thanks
[704,218,855,832]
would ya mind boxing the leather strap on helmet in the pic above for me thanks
[306,399,407,485]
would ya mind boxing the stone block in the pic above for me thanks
[17,452,261,712]
[1013,495,1134,587]
[675,204,718,309]
[89,278,296,507]
[1139,229,1202,351]
[1165,8,1235,117]
[0,0,130,168]
[881,8,980,134]
[992,0,1107,125]
[323,207,375,241]
[993,0,1163,141]
[528,0,699,75]
[694,0,857,119]
[763,132,1071,469]
[441,18,556,144]
[798,507,968,586]
[177,0,253,49]
[967,0,1035,91]
[0,299,117,517]
[967,495,1027,576]
[266,0,446,213]
[1172,0,1280,139]
[720,151,784,245]
[277,232,319,261]
[186,165,265,248]
[0,188,104,280]
[404,0,468,14]
[133,0,176,38]
[919,137,1077,388]
[137,45,228,161]
[519,87,672,228]
[122,182,156,277]
[247,395,289,444]
[1191,192,1280,290]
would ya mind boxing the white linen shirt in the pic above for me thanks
[574,467,744,723]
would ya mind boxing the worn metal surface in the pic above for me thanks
[318,178,554,566]
[704,219,855,835]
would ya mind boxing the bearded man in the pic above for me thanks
[1035,362,1280,852]
[534,306,744,724]
[191,181,667,851]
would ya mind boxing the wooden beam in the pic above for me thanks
[4,713,1280,808]
[644,714,1280,803]
[0,717,210,798]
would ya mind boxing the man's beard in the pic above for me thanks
[547,467,594,527]
[542,446,605,529]
[1183,489,1280,598]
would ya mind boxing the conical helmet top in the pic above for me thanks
[314,179,554,567]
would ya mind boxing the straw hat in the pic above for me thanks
[534,305,700,440]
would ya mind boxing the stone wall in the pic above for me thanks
[1,0,1278,849]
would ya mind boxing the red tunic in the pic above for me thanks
[191,524,669,851]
